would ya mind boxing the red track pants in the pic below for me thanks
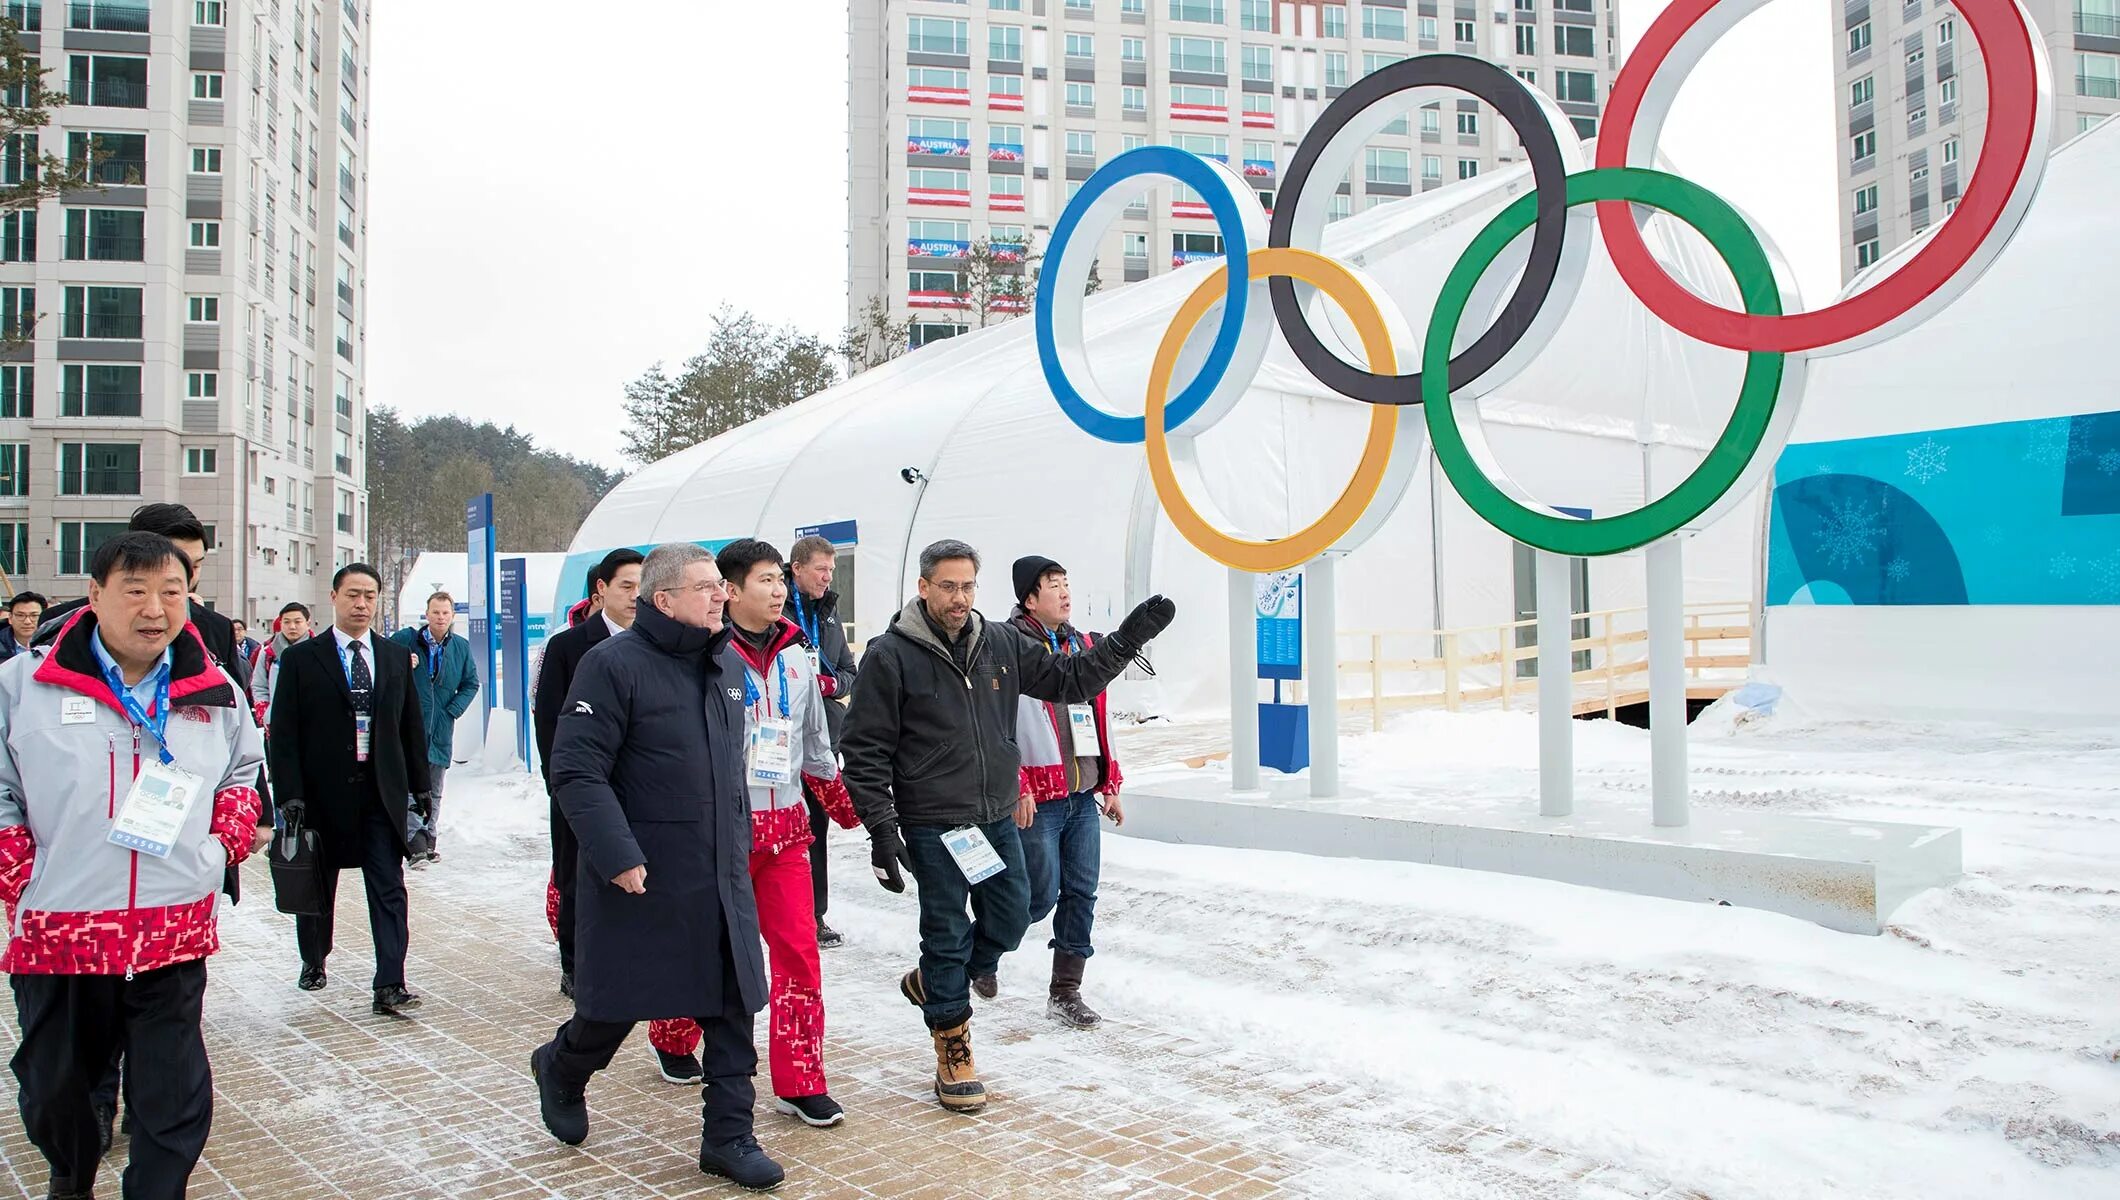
[649,837,825,1098]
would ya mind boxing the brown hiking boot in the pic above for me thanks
[1047,950,1103,1028]
[930,1020,987,1113]
[972,972,998,1000]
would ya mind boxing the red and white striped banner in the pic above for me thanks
[909,187,971,207]
[988,92,1025,111]
[1242,109,1275,129]
[909,85,971,106]
[1168,102,1227,124]
[989,193,1026,212]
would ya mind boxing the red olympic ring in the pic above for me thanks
[1596,0,2043,354]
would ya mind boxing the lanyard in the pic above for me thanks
[1045,628,1077,656]
[422,630,443,679]
[741,651,791,720]
[100,660,174,765]
[791,595,833,678]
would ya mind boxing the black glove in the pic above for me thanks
[870,820,916,894]
[1115,594,1177,652]
[412,792,434,821]
[279,799,306,830]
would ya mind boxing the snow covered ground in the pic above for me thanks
[433,703,2118,1199]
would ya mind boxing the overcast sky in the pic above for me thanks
[365,0,1834,473]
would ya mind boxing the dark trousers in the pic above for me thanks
[295,798,410,990]
[902,818,1030,1030]
[1021,789,1102,960]
[801,781,829,919]
[543,937,756,1146]
[10,961,211,1200]
[549,792,578,975]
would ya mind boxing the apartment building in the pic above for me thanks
[849,0,1618,347]
[1833,0,2118,280]
[0,0,370,625]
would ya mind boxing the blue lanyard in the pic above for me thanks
[741,651,791,720]
[1045,628,1077,656]
[791,595,833,678]
[100,660,174,765]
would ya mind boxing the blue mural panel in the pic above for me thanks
[1767,410,2120,606]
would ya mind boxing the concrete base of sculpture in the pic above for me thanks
[1115,772,1961,935]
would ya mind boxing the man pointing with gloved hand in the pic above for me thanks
[840,539,1174,1114]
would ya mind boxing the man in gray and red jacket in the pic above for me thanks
[0,532,266,1200]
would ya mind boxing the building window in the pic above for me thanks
[1121,0,1143,11]
[63,286,143,338]
[1557,26,1593,56]
[1364,147,1410,185]
[988,24,1021,61]
[1849,21,1871,54]
[1324,52,1349,87]
[1418,15,1438,42]
[1555,70,1596,104]
[1421,154,1441,182]
[0,523,20,575]
[191,72,224,100]
[1515,24,1536,56]
[1906,49,1924,71]
[0,445,26,496]
[2082,52,2120,98]
[1456,110,1479,136]
[0,365,29,419]
[187,294,220,323]
[1241,0,1270,30]
[1172,132,1228,160]
[1852,129,1876,161]
[1362,6,1406,41]
[991,0,1022,9]
[1910,164,1929,187]
[70,1,148,32]
[1454,19,1475,44]
[1065,0,1091,10]
[185,447,218,476]
[194,1,225,25]
[1571,115,1596,139]
[190,146,222,174]
[1458,158,1479,179]
[1124,231,1148,257]
[68,131,145,185]
[1066,81,1095,109]
[1122,36,1145,61]
[1937,17,1955,43]
[1170,35,1226,74]
[189,220,220,249]
[1939,77,1958,106]
[0,287,29,341]
[1114,84,1143,112]
[909,322,966,348]
[57,521,129,576]
[1171,83,1226,108]
[1242,44,1273,82]
[1943,136,1959,163]
[67,54,148,108]
[336,312,354,360]
[1854,183,1877,214]
[58,443,141,496]
[1850,75,1873,105]
[1856,238,1881,268]
[1169,0,1225,22]
[1066,32,1094,58]
[61,364,142,417]
[1363,51,1405,77]
[1420,106,1441,136]
[189,371,217,401]
[63,208,143,261]
[0,210,32,262]
[1323,4,1346,37]
[908,16,969,56]
[1066,129,1097,158]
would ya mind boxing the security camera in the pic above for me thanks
[900,467,928,485]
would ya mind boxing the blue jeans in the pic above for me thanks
[1020,790,1102,960]
[902,818,1030,1029]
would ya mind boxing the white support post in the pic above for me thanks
[1536,550,1573,818]
[1228,567,1261,792]
[1306,556,1338,798]
[1646,537,1689,828]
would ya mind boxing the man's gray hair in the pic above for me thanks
[640,542,715,597]
[918,539,980,580]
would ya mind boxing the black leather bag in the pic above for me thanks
[269,820,325,916]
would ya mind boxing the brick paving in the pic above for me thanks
[0,775,1707,1200]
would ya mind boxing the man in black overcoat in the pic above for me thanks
[528,542,781,1192]
[268,562,433,1017]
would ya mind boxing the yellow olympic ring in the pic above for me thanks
[1144,246,1401,574]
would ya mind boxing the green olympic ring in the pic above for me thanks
[1422,166,1787,557]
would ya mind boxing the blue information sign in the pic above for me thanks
[1255,571,1302,682]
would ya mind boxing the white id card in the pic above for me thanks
[804,648,821,676]
[1068,703,1101,756]
[942,824,1006,884]
[108,761,206,859]
[748,718,794,787]
[355,713,372,763]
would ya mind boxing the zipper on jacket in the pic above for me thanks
[126,728,140,981]
[915,634,990,817]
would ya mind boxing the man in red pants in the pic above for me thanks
[648,538,857,1128]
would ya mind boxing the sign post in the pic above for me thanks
[466,494,497,723]
[499,556,530,769]
[1255,570,1307,774]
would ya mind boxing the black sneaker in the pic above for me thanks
[699,1134,785,1191]
[530,1044,588,1146]
[372,985,422,1017]
[814,920,844,949]
[972,972,998,1000]
[297,965,326,991]
[774,1093,845,1128]
[656,1049,703,1086]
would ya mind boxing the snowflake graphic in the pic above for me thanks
[2052,553,2080,579]
[1904,438,1949,484]
[1816,498,1885,570]
[1981,525,2009,548]
[2091,555,2120,601]
[1885,557,1911,583]
[2101,450,2120,477]
[2022,419,2087,466]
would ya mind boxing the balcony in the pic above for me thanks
[60,390,141,417]
[2078,72,2120,99]
[2078,10,2120,36]
[62,234,144,261]
[61,312,143,339]
[67,77,147,108]
[67,1,147,32]
[5,3,42,33]
[59,469,140,495]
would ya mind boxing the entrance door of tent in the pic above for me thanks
[795,519,860,644]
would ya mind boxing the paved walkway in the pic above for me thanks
[0,772,1702,1200]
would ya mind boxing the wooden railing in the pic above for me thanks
[1335,601,1753,728]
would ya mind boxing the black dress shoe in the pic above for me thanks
[297,966,326,991]
[372,985,423,1016]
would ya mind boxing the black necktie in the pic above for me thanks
[349,639,372,715]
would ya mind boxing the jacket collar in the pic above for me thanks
[632,601,731,661]
[728,616,803,676]
[1008,608,1079,645]
[891,599,982,668]
[793,588,839,623]
[34,607,239,715]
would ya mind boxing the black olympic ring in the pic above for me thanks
[1267,55,1580,406]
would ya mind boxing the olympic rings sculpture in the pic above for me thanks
[1033,0,2050,573]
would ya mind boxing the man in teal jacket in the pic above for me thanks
[389,591,480,863]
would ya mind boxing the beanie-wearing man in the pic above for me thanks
[1004,557,1124,1027]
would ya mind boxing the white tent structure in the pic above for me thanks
[567,162,1772,718]
[1757,118,2120,725]
[395,551,567,638]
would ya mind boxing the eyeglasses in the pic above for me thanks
[929,580,977,597]
[657,579,729,597]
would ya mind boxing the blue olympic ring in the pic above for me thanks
[1035,146,1261,444]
